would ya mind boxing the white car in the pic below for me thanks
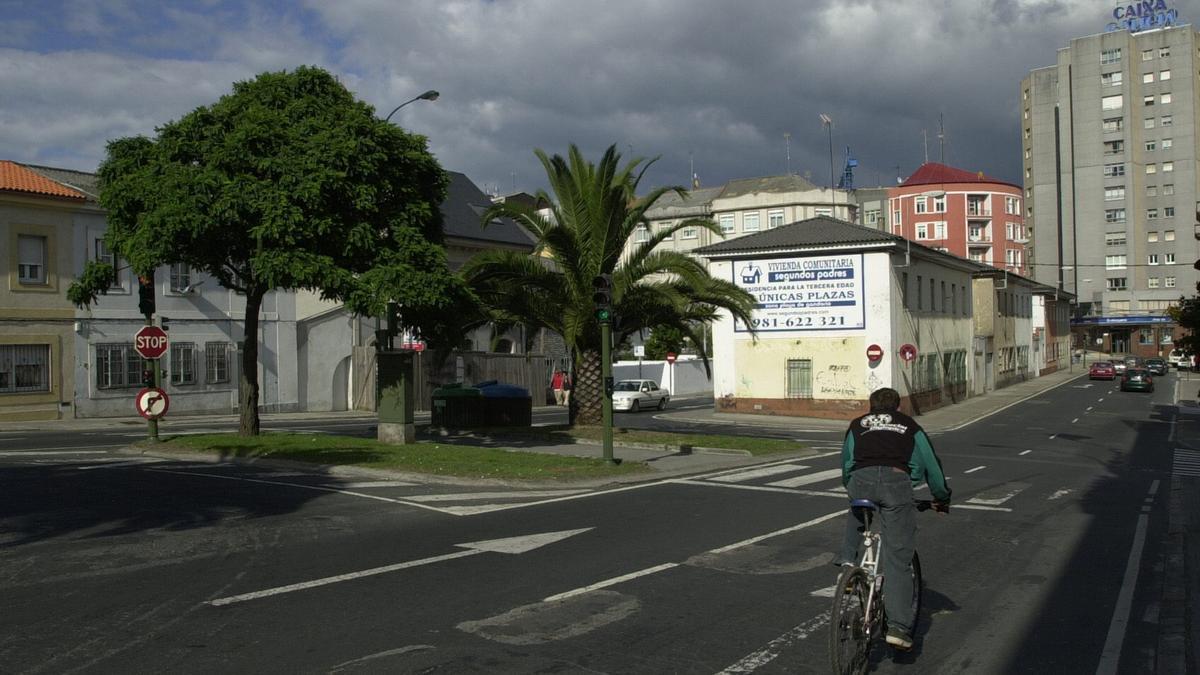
[611,379,670,412]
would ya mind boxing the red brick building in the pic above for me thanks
[888,163,1028,277]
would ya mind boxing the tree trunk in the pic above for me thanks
[573,348,603,426]
[238,290,264,436]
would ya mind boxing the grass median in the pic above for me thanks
[154,433,649,481]
[470,425,802,456]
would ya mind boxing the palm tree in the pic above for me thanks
[460,144,757,425]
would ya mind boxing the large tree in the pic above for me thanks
[461,144,756,425]
[69,66,471,435]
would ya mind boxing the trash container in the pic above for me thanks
[476,380,533,427]
[430,383,483,428]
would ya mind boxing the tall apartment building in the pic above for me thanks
[1023,22,1195,352]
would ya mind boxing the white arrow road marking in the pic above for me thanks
[1048,489,1072,500]
[966,481,1030,506]
[209,528,593,606]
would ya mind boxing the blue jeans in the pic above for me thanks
[836,465,918,635]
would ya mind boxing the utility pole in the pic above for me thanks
[820,114,835,215]
[784,132,792,175]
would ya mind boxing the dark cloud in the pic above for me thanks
[1,0,1196,197]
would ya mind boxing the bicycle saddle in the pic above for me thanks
[849,499,877,510]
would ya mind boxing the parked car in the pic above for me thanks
[1145,357,1168,376]
[611,379,670,412]
[1089,361,1116,380]
[1119,367,1154,393]
[1168,349,1191,369]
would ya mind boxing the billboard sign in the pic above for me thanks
[1106,1,1179,33]
[733,253,865,332]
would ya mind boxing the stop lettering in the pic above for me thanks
[134,326,169,359]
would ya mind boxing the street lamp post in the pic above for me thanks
[384,89,440,122]
[820,113,835,215]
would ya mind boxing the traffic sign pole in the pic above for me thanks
[600,319,614,464]
[144,317,159,442]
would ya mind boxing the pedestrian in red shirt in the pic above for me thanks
[551,369,565,406]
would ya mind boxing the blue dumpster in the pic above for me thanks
[475,380,533,427]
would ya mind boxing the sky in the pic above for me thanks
[2,0,1196,196]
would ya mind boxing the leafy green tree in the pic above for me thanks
[68,66,471,435]
[460,144,756,425]
[1167,296,1200,353]
[644,325,687,360]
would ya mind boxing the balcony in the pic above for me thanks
[967,205,991,217]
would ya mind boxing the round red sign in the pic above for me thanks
[866,344,884,363]
[134,326,169,360]
[899,343,918,362]
[666,352,677,364]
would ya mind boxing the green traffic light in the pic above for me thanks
[596,308,611,322]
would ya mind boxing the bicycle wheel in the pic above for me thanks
[829,566,873,675]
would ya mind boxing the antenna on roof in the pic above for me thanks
[938,114,945,164]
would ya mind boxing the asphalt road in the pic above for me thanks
[0,375,1180,673]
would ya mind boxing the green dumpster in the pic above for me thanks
[430,383,483,429]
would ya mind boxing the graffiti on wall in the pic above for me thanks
[816,364,859,397]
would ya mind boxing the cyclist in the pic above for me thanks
[834,387,951,651]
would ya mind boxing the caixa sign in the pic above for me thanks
[1107,0,1179,33]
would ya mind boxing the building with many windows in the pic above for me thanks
[887,162,1028,276]
[631,175,855,259]
[1022,22,1197,350]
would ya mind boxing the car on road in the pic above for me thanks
[1145,357,1168,376]
[611,379,670,412]
[1169,349,1192,369]
[1119,367,1154,393]
[1089,361,1116,380]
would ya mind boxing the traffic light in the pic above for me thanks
[592,274,613,322]
[385,300,400,336]
[137,274,155,318]
[604,376,614,397]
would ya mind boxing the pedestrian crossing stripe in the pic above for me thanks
[1174,448,1200,477]
[709,463,811,483]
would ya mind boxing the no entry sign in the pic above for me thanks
[666,352,677,364]
[134,326,169,360]
[866,344,884,363]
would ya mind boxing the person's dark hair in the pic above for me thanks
[869,387,901,412]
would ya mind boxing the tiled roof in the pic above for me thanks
[718,173,819,198]
[442,171,535,247]
[645,186,722,218]
[23,164,100,202]
[695,216,903,255]
[899,162,1017,189]
[0,161,86,200]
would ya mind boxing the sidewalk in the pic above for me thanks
[655,365,1088,434]
[1164,373,1199,675]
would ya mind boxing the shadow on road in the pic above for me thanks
[998,402,1174,673]
[0,459,327,549]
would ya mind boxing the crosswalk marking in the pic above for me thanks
[766,468,843,488]
[709,463,811,483]
[403,489,589,503]
[966,481,1030,506]
[1174,449,1200,477]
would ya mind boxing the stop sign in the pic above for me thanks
[866,344,884,363]
[134,326,169,360]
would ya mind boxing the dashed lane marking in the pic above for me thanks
[1021,449,1033,455]
[964,465,986,474]
[966,481,1030,506]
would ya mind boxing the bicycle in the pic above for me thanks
[828,499,943,674]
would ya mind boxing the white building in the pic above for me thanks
[697,217,978,419]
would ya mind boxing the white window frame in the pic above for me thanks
[1148,254,1160,265]
[205,342,231,384]
[1102,94,1124,110]
[718,214,735,235]
[17,234,47,285]
[742,212,760,233]
[1105,254,1127,269]
[1160,69,1171,80]
[768,209,784,229]
[1104,186,1125,201]
[1166,276,1176,288]
[933,195,946,213]
[169,263,192,293]
[170,342,196,386]
[679,226,698,240]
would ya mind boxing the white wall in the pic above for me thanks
[612,358,712,396]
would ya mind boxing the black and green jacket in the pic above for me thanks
[840,409,952,502]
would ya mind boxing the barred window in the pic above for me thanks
[0,344,50,393]
[205,342,231,383]
[786,359,812,399]
[96,344,141,389]
[170,342,196,385]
